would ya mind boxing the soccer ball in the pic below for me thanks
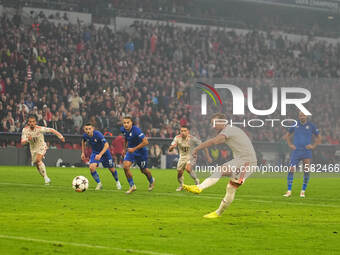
[72,176,89,192]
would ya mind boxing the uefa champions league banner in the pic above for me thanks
[188,78,340,175]
[242,0,340,12]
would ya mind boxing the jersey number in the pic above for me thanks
[140,161,146,168]
[182,147,189,153]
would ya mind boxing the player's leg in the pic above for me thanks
[139,166,155,191]
[108,167,121,190]
[136,158,154,191]
[185,162,200,185]
[184,168,223,194]
[89,162,102,190]
[123,157,136,193]
[177,169,184,191]
[204,181,241,218]
[102,152,121,190]
[88,153,102,190]
[176,160,185,191]
[34,153,50,185]
[203,162,255,218]
[300,158,311,198]
[183,160,236,194]
[284,151,299,197]
[283,166,296,197]
[136,152,154,191]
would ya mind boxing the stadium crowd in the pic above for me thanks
[112,0,340,38]
[0,13,339,148]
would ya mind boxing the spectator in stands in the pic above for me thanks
[96,110,110,131]
[2,112,15,132]
[43,105,52,126]
[72,110,83,131]
[14,121,21,132]
[37,109,47,127]
[108,110,121,135]
[68,91,83,112]
[0,103,4,124]
[0,14,338,147]
[64,111,74,133]
[51,112,62,131]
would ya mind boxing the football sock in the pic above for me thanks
[91,171,101,184]
[302,172,310,191]
[147,176,154,184]
[198,170,222,190]
[178,175,184,186]
[37,162,48,179]
[287,171,294,191]
[127,177,135,187]
[111,170,119,182]
[216,183,237,215]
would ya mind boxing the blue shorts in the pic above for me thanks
[124,150,148,169]
[289,149,312,167]
[90,150,114,168]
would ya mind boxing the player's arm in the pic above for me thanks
[192,134,226,155]
[284,131,296,150]
[47,128,65,142]
[203,148,212,163]
[168,144,176,152]
[81,139,86,161]
[21,129,30,145]
[306,134,322,150]
[193,136,212,163]
[123,138,127,156]
[95,142,110,160]
[168,137,177,152]
[128,137,149,153]
[21,139,28,145]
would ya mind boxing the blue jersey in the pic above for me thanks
[120,125,146,153]
[288,121,320,150]
[82,130,108,153]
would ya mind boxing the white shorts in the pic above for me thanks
[30,145,47,163]
[177,158,190,171]
[221,158,257,185]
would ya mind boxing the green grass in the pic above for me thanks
[0,166,339,255]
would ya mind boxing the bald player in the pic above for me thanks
[283,111,321,198]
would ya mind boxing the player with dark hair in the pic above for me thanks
[283,111,321,198]
[169,126,212,191]
[81,123,121,190]
[120,116,155,194]
[21,114,65,184]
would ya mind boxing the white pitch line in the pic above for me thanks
[1,182,340,208]
[0,234,176,255]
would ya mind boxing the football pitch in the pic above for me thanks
[0,166,339,255]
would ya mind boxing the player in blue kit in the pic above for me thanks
[283,111,321,198]
[120,116,155,194]
[81,123,121,190]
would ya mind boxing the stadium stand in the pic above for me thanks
[0,0,338,168]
